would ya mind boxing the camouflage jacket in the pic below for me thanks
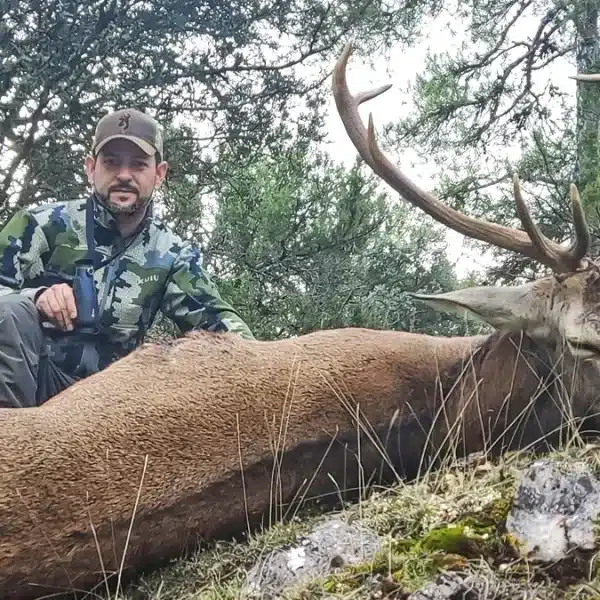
[0,195,254,378]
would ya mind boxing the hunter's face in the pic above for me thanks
[85,138,167,216]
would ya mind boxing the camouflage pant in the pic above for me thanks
[0,294,76,408]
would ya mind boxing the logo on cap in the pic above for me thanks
[118,113,131,131]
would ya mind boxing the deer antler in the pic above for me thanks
[571,74,600,82]
[332,42,590,273]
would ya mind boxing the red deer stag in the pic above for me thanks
[0,43,599,600]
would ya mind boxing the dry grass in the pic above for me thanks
[101,440,600,600]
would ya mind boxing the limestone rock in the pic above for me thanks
[243,516,383,598]
[406,572,491,599]
[506,458,600,561]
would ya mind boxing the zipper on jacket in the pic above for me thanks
[97,259,118,321]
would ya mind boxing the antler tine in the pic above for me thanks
[567,183,591,263]
[570,73,600,82]
[363,97,562,268]
[333,42,590,274]
[331,42,392,174]
[512,176,590,272]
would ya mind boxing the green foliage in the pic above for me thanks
[156,140,469,340]
[0,0,440,218]
[3,0,476,340]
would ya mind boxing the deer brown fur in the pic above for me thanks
[0,323,596,600]
[1,44,600,599]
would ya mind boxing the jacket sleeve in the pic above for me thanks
[160,241,255,340]
[0,209,50,301]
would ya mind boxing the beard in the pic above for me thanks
[95,184,152,216]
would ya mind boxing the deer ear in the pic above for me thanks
[409,282,542,329]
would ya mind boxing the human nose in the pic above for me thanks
[115,163,134,181]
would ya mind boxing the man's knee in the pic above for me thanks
[0,293,39,324]
[0,293,42,352]
[0,293,44,408]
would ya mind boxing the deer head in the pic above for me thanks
[332,42,600,365]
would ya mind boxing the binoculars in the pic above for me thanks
[72,264,99,332]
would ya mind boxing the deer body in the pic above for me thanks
[2,44,600,599]
[0,321,595,599]
[0,328,479,599]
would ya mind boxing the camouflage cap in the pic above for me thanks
[92,108,164,161]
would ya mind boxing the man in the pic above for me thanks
[0,108,254,408]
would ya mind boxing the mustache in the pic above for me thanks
[109,184,139,195]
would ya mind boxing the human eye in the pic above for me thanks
[103,156,118,167]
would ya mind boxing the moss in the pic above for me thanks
[309,523,503,595]
[299,492,521,598]
[419,525,489,556]
[316,541,440,596]
[461,494,514,529]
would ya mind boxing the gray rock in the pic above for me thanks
[506,458,600,562]
[243,516,383,599]
[406,571,545,600]
[406,572,490,599]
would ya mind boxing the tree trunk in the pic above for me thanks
[573,0,600,234]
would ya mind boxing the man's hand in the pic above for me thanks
[35,284,78,331]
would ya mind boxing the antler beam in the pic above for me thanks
[332,42,590,273]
